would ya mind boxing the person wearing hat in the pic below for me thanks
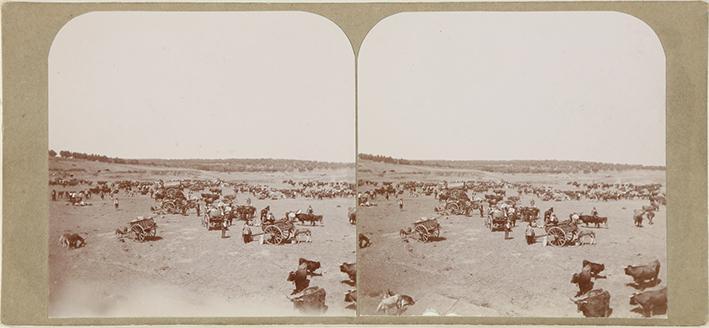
[399,198,404,210]
[307,205,314,215]
[525,223,536,245]
[504,220,512,240]
[242,223,252,243]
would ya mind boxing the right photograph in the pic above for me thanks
[357,12,667,318]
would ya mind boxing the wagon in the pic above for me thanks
[400,217,441,242]
[203,208,225,230]
[262,219,296,245]
[116,217,157,242]
[485,211,509,232]
[544,220,580,247]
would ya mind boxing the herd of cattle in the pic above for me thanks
[51,174,358,314]
[359,177,666,317]
[570,259,666,317]
[50,172,667,317]
[358,179,665,205]
[285,258,358,313]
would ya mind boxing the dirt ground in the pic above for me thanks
[358,164,666,318]
[49,160,356,317]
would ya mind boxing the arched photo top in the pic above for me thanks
[49,11,355,163]
[358,11,666,167]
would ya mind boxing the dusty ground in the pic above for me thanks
[358,162,666,318]
[49,159,355,317]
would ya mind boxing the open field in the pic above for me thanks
[358,160,666,318]
[49,158,355,317]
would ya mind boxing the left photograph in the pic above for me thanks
[48,12,356,317]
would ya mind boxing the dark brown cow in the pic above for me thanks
[340,262,356,283]
[579,215,608,228]
[572,289,612,317]
[571,267,594,297]
[625,260,660,287]
[287,270,309,295]
[582,260,606,279]
[630,287,667,317]
[299,258,322,276]
[296,213,323,226]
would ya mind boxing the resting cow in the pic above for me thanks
[629,287,667,317]
[582,260,606,279]
[299,258,322,276]
[340,262,356,283]
[287,269,310,295]
[571,267,594,297]
[625,259,660,287]
[572,289,612,317]
[59,233,86,249]
[376,290,416,315]
[344,289,357,309]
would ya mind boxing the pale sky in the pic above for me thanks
[358,12,666,166]
[49,12,355,162]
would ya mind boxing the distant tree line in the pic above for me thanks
[358,153,665,173]
[142,158,354,173]
[49,149,140,165]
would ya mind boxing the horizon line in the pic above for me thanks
[357,153,666,168]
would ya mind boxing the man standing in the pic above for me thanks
[221,219,230,239]
[113,197,119,209]
[525,223,536,245]
[504,220,512,240]
[399,198,404,211]
[51,189,56,201]
[196,203,201,217]
[242,223,252,243]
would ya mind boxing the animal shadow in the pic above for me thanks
[630,304,666,317]
[428,236,447,242]
[626,279,661,290]
[144,236,163,242]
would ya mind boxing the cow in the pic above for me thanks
[578,215,608,228]
[59,233,86,249]
[633,209,645,227]
[344,289,357,310]
[295,213,323,226]
[571,289,612,317]
[571,268,594,297]
[625,259,661,288]
[376,290,416,315]
[340,262,356,284]
[287,270,310,295]
[289,286,328,314]
[582,260,606,279]
[298,258,322,276]
[630,287,667,317]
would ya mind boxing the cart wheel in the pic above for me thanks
[415,225,429,242]
[162,201,176,213]
[547,226,566,247]
[132,225,145,242]
[446,202,459,214]
[263,225,283,245]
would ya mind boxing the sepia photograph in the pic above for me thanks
[357,12,667,317]
[48,12,356,317]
